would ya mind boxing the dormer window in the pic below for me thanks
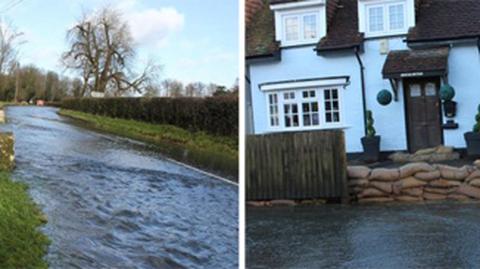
[285,16,299,41]
[282,12,319,45]
[368,6,384,32]
[271,0,326,47]
[359,0,411,38]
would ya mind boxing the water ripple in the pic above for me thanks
[4,106,238,269]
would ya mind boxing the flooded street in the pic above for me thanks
[3,106,238,269]
[247,203,480,268]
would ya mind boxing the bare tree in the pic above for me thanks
[62,7,160,97]
[185,82,206,97]
[161,79,183,97]
[206,83,218,96]
[230,78,239,93]
[71,78,83,97]
[0,19,24,75]
[143,84,159,98]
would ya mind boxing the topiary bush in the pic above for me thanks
[366,110,376,137]
[377,89,392,106]
[474,104,480,133]
[61,97,238,137]
[440,84,455,101]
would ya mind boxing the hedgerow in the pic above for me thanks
[61,97,238,137]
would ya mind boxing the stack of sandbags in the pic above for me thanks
[392,163,434,201]
[457,165,480,200]
[347,166,370,198]
[347,167,397,203]
[426,165,468,200]
[346,162,480,203]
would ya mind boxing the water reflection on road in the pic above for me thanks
[4,106,238,269]
[248,203,480,268]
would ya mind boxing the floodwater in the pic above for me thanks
[3,106,238,269]
[247,203,480,268]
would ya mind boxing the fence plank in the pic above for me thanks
[246,130,347,200]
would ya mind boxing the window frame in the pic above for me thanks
[267,93,280,128]
[266,87,345,131]
[365,1,407,38]
[281,11,320,46]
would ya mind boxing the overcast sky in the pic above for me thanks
[3,0,238,87]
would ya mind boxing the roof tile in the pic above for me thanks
[408,0,480,42]
[316,0,363,51]
[382,47,450,78]
[246,0,280,58]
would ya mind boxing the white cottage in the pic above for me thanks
[246,0,480,155]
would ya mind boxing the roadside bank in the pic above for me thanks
[58,109,238,181]
[0,172,50,269]
[0,113,49,268]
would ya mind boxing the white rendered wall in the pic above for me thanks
[249,38,480,153]
[443,43,480,148]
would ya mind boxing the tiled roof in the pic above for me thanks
[246,0,280,58]
[246,0,264,25]
[316,0,363,51]
[246,0,480,59]
[408,0,480,42]
[382,47,450,78]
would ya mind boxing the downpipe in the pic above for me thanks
[354,46,368,137]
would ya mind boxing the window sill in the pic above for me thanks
[280,41,318,48]
[267,124,351,133]
[364,32,407,39]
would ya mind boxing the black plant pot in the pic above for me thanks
[361,136,381,163]
[464,132,480,156]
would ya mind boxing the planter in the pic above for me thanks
[361,136,381,162]
[465,132,480,156]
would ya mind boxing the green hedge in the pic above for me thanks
[61,97,238,137]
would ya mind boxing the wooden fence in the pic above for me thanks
[246,130,348,201]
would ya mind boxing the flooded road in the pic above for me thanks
[4,106,238,269]
[247,203,480,268]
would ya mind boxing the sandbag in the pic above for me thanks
[369,181,392,194]
[358,188,386,198]
[423,192,447,200]
[424,187,457,195]
[456,184,480,199]
[447,194,471,201]
[399,162,435,178]
[437,165,469,181]
[369,168,400,181]
[429,179,461,188]
[414,170,441,181]
[401,187,423,197]
[347,166,371,179]
[474,160,480,169]
[466,170,480,182]
[392,177,426,194]
[469,178,480,187]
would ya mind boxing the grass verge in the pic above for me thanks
[0,172,49,268]
[58,109,239,181]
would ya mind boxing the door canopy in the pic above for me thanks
[382,47,449,79]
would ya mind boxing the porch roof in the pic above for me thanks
[382,47,450,79]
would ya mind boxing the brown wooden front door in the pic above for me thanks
[404,78,443,152]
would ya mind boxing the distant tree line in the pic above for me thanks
[0,8,237,101]
[144,78,239,98]
[0,67,84,102]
